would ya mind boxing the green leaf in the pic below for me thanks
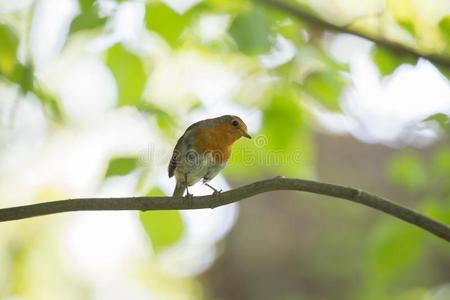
[425,112,450,132]
[78,0,94,13]
[8,63,34,93]
[387,153,427,190]
[34,85,63,122]
[438,16,450,42]
[367,220,423,287]
[263,91,303,150]
[105,157,138,177]
[137,102,176,135]
[145,2,189,47]
[371,46,416,76]
[0,24,19,76]
[301,71,345,111]
[140,188,184,254]
[397,20,416,37]
[106,43,147,106]
[229,9,273,55]
[205,0,250,14]
[69,10,107,33]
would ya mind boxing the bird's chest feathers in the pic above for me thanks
[194,124,236,162]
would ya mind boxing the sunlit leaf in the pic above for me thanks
[438,16,450,42]
[387,153,427,190]
[106,43,146,106]
[397,20,416,37]
[301,71,345,111]
[229,9,274,55]
[145,2,190,47]
[79,0,94,13]
[7,63,33,93]
[137,102,176,136]
[205,0,250,14]
[263,91,303,150]
[140,188,184,254]
[372,46,416,76]
[70,11,107,33]
[105,157,139,177]
[0,24,19,76]
[425,113,450,132]
[34,85,63,121]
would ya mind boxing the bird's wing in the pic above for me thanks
[168,121,201,178]
[168,135,184,178]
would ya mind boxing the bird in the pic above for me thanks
[168,115,251,197]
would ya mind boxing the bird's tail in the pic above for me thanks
[172,182,186,197]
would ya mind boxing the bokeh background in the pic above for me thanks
[0,0,450,299]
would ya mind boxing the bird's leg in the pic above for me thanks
[184,174,193,198]
[203,182,224,207]
[204,182,222,194]
[185,185,193,198]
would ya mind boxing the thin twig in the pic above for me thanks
[0,177,449,242]
[259,0,450,68]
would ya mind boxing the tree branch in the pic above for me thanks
[259,0,450,69]
[0,177,449,242]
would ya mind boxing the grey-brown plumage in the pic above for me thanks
[168,115,251,197]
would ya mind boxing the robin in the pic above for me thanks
[168,115,251,197]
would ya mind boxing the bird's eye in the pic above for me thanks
[232,120,239,127]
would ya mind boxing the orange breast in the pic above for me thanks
[194,123,236,163]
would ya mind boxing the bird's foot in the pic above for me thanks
[204,182,222,193]
[210,189,224,208]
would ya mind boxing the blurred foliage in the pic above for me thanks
[140,210,184,254]
[105,157,139,177]
[301,71,346,110]
[372,47,417,76]
[140,188,184,254]
[387,152,427,190]
[106,43,147,106]
[70,0,106,33]
[0,0,449,299]
[229,9,274,55]
[145,2,191,47]
[0,24,18,76]
[439,16,450,52]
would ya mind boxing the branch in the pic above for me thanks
[259,0,450,69]
[0,177,449,242]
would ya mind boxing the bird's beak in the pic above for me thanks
[241,130,251,139]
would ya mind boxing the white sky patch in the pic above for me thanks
[314,33,450,147]
[61,211,149,283]
[0,83,48,149]
[145,51,241,112]
[56,56,117,123]
[343,57,450,147]
[197,14,230,43]
[112,1,145,44]
[162,0,202,14]
[327,33,373,63]
[308,0,385,26]
[260,35,296,69]
[38,35,118,123]
[30,0,78,69]
[0,0,31,13]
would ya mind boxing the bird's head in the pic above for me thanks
[217,115,251,141]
